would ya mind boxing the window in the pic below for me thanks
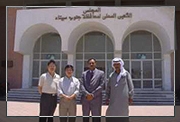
[122,30,162,89]
[76,32,114,79]
[32,33,67,86]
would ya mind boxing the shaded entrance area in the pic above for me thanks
[122,31,162,90]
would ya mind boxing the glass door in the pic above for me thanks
[131,60,153,90]
[131,61,142,89]
[142,61,153,89]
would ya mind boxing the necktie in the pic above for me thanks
[90,71,93,80]
[87,71,93,87]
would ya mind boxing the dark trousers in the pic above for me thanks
[39,117,53,122]
[106,117,129,122]
[39,93,57,122]
[83,117,101,122]
[59,117,76,122]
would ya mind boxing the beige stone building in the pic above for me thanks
[7,6,175,93]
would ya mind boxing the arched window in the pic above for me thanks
[76,32,114,79]
[32,33,67,86]
[122,31,162,90]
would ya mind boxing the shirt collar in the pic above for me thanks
[89,68,96,73]
[47,72,56,78]
[65,76,73,81]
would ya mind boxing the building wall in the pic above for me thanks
[9,7,174,90]
[0,0,178,100]
[7,8,23,88]
[14,7,175,54]
[6,8,176,89]
[0,0,180,10]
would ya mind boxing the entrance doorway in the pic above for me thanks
[122,30,162,90]
[131,60,154,89]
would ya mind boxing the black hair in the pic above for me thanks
[47,60,56,66]
[87,58,97,63]
[64,64,74,71]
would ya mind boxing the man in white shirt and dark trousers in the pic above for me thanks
[38,60,60,122]
[57,64,80,122]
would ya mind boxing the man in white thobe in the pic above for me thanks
[106,58,134,116]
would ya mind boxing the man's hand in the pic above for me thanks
[106,99,110,105]
[86,94,94,101]
[64,95,71,101]
[60,94,70,101]
[38,86,42,95]
[69,94,76,100]
[60,94,76,101]
[129,98,133,105]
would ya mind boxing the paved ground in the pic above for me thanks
[0,101,180,122]
[7,101,174,116]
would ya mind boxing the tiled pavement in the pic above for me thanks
[7,101,174,116]
[1,101,180,122]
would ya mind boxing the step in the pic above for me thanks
[7,95,174,101]
[131,99,174,102]
[8,91,174,96]
[7,92,172,95]
[7,98,173,103]
[9,89,38,91]
[132,94,171,97]
[7,99,173,105]
[10,88,174,93]
[7,95,174,100]
[7,88,174,105]
[7,94,41,96]
[8,90,37,93]
[131,102,174,105]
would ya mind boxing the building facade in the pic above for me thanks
[7,7,175,92]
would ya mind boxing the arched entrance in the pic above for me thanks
[75,31,114,80]
[32,33,67,86]
[122,30,162,90]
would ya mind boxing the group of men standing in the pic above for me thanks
[38,57,134,122]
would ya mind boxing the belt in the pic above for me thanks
[42,93,57,96]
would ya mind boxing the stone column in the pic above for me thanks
[67,53,75,76]
[114,50,122,58]
[163,54,171,91]
[67,53,74,65]
[22,55,31,88]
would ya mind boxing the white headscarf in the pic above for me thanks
[112,58,127,84]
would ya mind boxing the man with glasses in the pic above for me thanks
[58,64,80,122]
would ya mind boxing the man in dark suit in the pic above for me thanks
[80,58,105,122]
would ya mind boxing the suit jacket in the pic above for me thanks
[80,68,105,99]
